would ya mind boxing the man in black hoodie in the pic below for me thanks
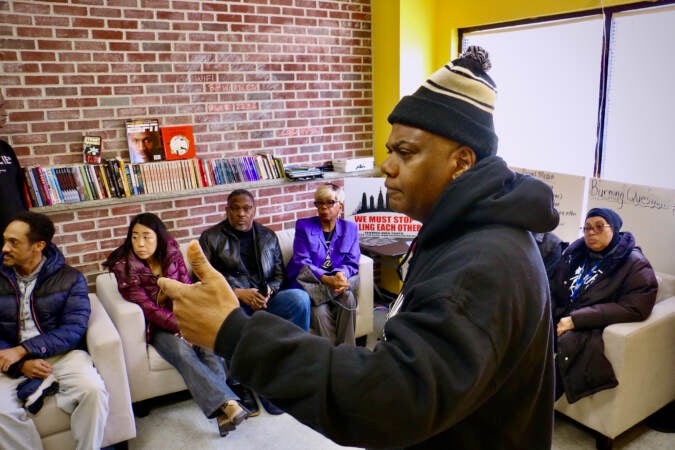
[160,47,559,449]
[0,93,28,239]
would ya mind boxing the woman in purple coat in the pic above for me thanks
[104,213,247,437]
[286,183,360,345]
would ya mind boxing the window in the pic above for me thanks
[601,4,675,189]
[463,17,603,178]
[462,2,675,190]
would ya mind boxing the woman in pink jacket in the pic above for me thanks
[104,213,247,437]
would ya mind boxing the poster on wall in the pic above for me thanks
[511,167,588,244]
[586,178,675,274]
[343,177,421,248]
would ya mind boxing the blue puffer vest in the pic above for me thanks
[0,243,90,360]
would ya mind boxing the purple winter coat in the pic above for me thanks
[286,216,360,289]
[110,237,191,342]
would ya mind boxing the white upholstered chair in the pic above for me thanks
[554,272,675,449]
[274,228,374,339]
[95,273,187,412]
[32,293,136,450]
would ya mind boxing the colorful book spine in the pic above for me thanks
[45,168,63,204]
[70,166,87,201]
[116,158,131,197]
[35,166,52,206]
[23,168,41,207]
[78,165,94,200]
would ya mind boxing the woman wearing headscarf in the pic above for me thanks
[551,207,658,403]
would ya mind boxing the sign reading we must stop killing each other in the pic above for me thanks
[343,177,421,238]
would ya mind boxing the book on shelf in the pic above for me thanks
[101,163,119,198]
[104,159,124,198]
[161,125,196,161]
[114,157,132,197]
[22,181,34,209]
[78,165,95,201]
[44,168,62,205]
[82,135,102,164]
[71,167,87,201]
[23,168,40,207]
[91,165,108,199]
[139,164,152,194]
[34,166,52,206]
[22,154,289,208]
[133,164,145,195]
[126,119,164,164]
[96,164,112,198]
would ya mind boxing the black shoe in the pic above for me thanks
[259,395,284,415]
[227,381,260,417]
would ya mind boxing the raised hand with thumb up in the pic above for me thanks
[157,240,240,350]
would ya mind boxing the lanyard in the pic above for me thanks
[570,259,602,302]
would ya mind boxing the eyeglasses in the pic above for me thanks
[581,224,612,234]
[314,200,338,208]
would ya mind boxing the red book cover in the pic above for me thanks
[160,125,196,161]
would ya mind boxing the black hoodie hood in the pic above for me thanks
[417,156,559,250]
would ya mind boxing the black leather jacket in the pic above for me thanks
[199,219,285,293]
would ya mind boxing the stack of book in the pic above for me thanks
[23,154,285,207]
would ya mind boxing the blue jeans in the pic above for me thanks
[152,330,238,418]
[241,288,310,331]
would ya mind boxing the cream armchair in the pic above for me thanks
[96,273,187,412]
[32,293,136,450]
[274,228,374,338]
[554,272,675,449]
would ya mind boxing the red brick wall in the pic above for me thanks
[0,0,373,286]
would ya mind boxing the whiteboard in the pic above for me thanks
[586,178,675,274]
[511,167,587,244]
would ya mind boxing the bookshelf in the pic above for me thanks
[29,168,381,213]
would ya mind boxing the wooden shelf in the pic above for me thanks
[31,168,381,213]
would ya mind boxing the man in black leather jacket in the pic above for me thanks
[199,189,310,331]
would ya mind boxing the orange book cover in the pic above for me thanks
[161,125,196,161]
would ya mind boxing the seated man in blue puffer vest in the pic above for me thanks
[0,211,109,450]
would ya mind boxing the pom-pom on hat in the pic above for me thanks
[388,46,498,160]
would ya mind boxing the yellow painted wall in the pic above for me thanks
[371,0,400,166]
[399,0,436,97]
[371,0,649,163]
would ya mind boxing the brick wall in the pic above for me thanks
[0,0,373,286]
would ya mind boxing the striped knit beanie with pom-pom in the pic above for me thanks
[387,46,498,160]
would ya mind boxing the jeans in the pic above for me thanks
[152,330,238,418]
[241,288,310,331]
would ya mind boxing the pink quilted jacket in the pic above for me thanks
[110,238,191,342]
